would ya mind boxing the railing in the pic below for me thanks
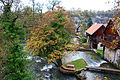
[86,66,120,73]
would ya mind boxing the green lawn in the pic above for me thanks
[63,59,87,70]
[97,49,103,54]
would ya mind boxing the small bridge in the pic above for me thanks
[86,66,120,73]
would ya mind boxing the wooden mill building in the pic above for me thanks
[86,23,105,49]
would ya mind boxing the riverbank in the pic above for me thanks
[27,37,120,80]
[61,50,120,80]
[60,58,87,74]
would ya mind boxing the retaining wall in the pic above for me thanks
[104,48,120,68]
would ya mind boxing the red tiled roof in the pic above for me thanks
[86,23,103,35]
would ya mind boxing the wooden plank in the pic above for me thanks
[62,66,75,71]
[86,67,120,73]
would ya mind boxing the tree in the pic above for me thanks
[15,6,34,27]
[111,0,120,49]
[0,0,32,79]
[113,1,120,30]
[46,0,61,10]
[26,8,75,66]
[74,10,93,36]
[35,2,44,14]
[87,17,93,27]
[15,6,43,28]
[30,0,35,17]
[0,27,5,79]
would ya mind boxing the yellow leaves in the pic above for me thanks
[110,37,120,50]
[48,50,65,63]
[64,44,80,51]
[49,40,54,45]
[26,40,43,52]
[112,9,120,30]
[26,9,75,63]
[42,9,75,31]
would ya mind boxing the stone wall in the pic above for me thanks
[104,48,120,68]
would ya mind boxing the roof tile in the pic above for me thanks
[86,23,103,35]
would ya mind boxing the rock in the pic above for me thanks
[78,75,86,80]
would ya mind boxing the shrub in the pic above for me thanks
[81,37,87,43]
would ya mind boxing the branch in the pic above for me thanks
[12,15,18,23]
[10,0,14,6]
[0,0,5,5]
[52,62,59,67]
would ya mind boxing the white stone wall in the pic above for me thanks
[104,48,120,68]
[97,42,103,50]
[115,50,120,65]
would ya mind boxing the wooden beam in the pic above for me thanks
[86,67,120,73]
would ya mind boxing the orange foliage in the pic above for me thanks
[26,9,75,63]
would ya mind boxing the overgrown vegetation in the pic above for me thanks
[0,0,32,79]
[80,37,87,43]
[97,49,103,55]
[26,8,75,66]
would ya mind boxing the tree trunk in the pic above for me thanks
[56,58,62,66]
[52,59,62,67]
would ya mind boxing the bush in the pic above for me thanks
[81,37,87,43]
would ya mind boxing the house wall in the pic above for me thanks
[104,48,120,68]
[92,25,105,43]
[97,42,103,50]
[89,26,105,49]
[94,25,105,36]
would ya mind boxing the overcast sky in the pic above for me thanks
[22,0,113,11]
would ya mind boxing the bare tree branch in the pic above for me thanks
[47,0,61,10]
[0,0,5,5]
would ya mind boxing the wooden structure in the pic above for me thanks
[86,23,105,49]
[86,66,120,73]
[62,65,75,71]
[100,20,120,68]
[103,20,119,42]
[102,20,120,53]
[59,66,76,75]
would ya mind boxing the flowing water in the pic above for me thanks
[29,56,77,80]
[62,51,120,80]
[28,37,120,80]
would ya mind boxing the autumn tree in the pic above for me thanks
[26,8,75,66]
[111,0,120,49]
[113,0,120,30]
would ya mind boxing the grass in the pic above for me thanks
[97,49,103,54]
[63,59,87,70]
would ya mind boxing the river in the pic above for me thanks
[28,37,120,80]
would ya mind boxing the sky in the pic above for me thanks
[22,0,113,12]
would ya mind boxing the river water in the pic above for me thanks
[28,38,120,80]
